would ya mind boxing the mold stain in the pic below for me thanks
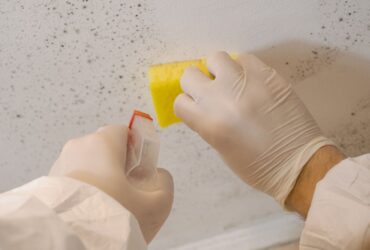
[0,0,168,190]
[284,0,370,84]
[290,46,338,82]
[328,97,370,156]
[316,0,370,49]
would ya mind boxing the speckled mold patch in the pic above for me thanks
[329,97,370,156]
[316,0,370,49]
[274,0,370,83]
[0,0,165,188]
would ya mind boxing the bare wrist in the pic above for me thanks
[285,145,346,217]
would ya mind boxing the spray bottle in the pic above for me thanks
[126,110,160,190]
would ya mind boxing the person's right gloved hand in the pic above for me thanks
[49,125,174,243]
[174,52,333,205]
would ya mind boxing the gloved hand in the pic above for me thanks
[49,125,174,243]
[174,52,333,205]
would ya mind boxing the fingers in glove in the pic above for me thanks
[180,66,210,101]
[154,168,174,195]
[96,124,129,156]
[206,51,242,79]
[174,93,204,132]
[237,53,275,79]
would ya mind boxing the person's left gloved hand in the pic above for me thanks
[49,125,174,243]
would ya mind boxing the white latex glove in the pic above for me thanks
[174,52,333,205]
[49,125,174,243]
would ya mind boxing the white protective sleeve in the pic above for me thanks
[0,176,147,250]
[300,154,370,250]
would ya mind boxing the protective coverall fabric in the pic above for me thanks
[0,176,147,250]
[0,155,369,249]
[300,154,370,250]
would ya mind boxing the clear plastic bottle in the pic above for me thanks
[126,110,160,190]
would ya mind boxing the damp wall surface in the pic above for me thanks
[1,1,370,249]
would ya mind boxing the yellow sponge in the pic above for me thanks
[149,59,211,128]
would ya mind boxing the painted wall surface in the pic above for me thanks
[1,0,370,249]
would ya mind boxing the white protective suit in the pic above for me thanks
[0,176,147,250]
[300,154,370,250]
[0,154,369,250]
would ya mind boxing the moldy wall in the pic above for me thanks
[1,1,369,249]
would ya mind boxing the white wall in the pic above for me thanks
[1,0,369,249]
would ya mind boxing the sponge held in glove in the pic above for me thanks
[149,59,211,128]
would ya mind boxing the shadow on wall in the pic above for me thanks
[252,40,368,84]
[250,40,370,157]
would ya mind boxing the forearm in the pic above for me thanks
[285,145,346,217]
